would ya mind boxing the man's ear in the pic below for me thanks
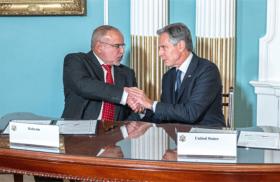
[177,40,186,52]
[94,42,102,53]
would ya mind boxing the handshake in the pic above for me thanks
[124,87,153,113]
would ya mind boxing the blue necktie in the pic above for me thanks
[175,70,182,99]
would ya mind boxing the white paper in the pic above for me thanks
[178,155,237,163]
[3,120,52,134]
[190,127,236,134]
[238,131,280,149]
[177,132,237,157]
[9,121,59,148]
[56,120,97,134]
[10,143,60,153]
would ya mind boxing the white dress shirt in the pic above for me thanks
[93,52,128,120]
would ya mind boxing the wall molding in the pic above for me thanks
[250,0,280,127]
[104,0,108,25]
[258,0,279,81]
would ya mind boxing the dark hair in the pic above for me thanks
[91,25,122,48]
[157,23,193,51]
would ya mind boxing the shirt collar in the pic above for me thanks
[177,52,193,74]
[93,51,106,65]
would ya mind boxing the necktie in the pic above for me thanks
[101,64,115,121]
[175,70,182,99]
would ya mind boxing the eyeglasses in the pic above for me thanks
[99,41,125,49]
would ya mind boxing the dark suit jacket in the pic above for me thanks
[144,53,225,127]
[61,51,137,120]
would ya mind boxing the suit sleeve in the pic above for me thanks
[155,64,222,124]
[63,53,123,104]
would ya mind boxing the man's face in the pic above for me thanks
[158,33,181,67]
[97,30,125,65]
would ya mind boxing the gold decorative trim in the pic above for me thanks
[131,35,167,101]
[0,167,97,181]
[196,36,235,125]
[0,0,86,16]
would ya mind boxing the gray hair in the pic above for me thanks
[157,23,193,51]
[91,25,122,48]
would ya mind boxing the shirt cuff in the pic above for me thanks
[120,125,128,138]
[139,109,146,119]
[96,148,105,156]
[120,90,128,105]
[152,101,158,112]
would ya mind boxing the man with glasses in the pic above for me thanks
[126,23,225,127]
[61,25,141,122]
[36,24,142,182]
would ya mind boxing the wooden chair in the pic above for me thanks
[222,87,234,128]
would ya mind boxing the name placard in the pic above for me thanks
[177,132,237,157]
[9,121,59,148]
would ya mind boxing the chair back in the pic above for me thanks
[222,87,234,128]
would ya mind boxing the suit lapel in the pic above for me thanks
[113,65,126,88]
[176,55,198,102]
[113,65,126,120]
[170,69,177,104]
[86,51,104,81]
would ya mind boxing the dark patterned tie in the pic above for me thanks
[101,64,115,121]
[175,70,182,99]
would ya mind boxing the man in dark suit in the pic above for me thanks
[35,24,140,182]
[127,23,225,127]
[61,25,140,121]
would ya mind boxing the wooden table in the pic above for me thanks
[1,121,280,181]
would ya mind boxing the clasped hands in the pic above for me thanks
[124,87,153,113]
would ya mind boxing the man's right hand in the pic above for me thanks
[126,121,152,139]
[125,87,153,110]
[124,87,144,113]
